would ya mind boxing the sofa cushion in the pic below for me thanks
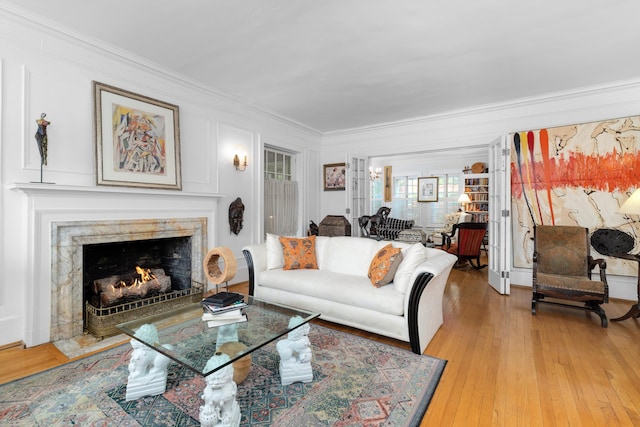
[368,244,403,287]
[266,233,285,270]
[258,269,405,316]
[318,237,385,277]
[393,243,429,294]
[279,236,318,270]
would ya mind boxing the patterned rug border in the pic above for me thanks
[0,324,447,426]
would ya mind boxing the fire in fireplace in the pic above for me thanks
[92,266,172,307]
[82,236,203,338]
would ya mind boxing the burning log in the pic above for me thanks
[93,269,166,293]
[93,267,171,308]
[93,275,123,294]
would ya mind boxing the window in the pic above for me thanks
[372,173,461,228]
[264,148,298,236]
[430,174,461,227]
[371,176,418,221]
[391,176,418,220]
[371,178,384,213]
[264,148,293,181]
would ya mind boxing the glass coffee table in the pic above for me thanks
[117,294,319,425]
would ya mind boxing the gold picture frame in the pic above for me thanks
[323,163,346,191]
[417,176,439,202]
[93,81,182,190]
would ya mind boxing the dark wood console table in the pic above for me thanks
[610,253,640,321]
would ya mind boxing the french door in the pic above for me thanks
[347,155,367,236]
[488,136,512,294]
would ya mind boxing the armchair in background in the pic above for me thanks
[443,222,487,269]
[532,225,609,327]
[430,211,472,246]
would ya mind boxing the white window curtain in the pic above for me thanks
[264,179,299,236]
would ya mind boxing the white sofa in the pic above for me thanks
[242,236,457,354]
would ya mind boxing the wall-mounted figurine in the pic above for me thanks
[228,197,245,235]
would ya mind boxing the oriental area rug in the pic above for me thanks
[0,325,446,426]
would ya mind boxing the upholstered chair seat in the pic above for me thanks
[532,225,609,327]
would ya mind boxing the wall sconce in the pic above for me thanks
[233,154,247,171]
[458,193,471,212]
[369,166,382,181]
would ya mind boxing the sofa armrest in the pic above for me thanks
[407,272,435,353]
[416,250,458,278]
[242,244,267,296]
[405,251,457,353]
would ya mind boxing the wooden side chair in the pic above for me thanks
[443,222,487,269]
[532,225,609,327]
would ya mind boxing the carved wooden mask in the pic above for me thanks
[229,197,245,235]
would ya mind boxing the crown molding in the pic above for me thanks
[324,77,640,137]
[0,3,323,138]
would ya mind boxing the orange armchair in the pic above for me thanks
[443,222,487,269]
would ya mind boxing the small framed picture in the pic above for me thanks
[93,81,182,190]
[323,163,346,191]
[417,177,439,202]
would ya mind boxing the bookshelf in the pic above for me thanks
[464,173,489,223]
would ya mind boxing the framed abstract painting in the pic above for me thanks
[93,81,182,190]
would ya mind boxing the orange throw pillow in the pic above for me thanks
[368,244,403,287]
[279,236,319,270]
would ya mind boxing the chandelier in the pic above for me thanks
[369,166,382,181]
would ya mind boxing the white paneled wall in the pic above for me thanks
[0,11,321,347]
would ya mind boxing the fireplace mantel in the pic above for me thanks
[8,182,225,200]
[8,181,222,347]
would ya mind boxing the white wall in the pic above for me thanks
[0,10,321,347]
[321,80,640,301]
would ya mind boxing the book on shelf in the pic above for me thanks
[206,314,248,328]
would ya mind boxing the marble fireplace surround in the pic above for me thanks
[9,183,220,348]
[51,217,207,342]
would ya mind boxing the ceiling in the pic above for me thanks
[4,0,640,133]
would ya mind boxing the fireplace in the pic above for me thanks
[8,182,220,348]
[51,217,207,341]
[82,235,204,338]
[83,236,192,299]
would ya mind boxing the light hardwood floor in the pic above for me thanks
[1,265,639,426]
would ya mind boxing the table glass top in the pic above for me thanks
[117,294,319,376]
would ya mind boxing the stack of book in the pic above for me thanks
[202,291,244,306]
[201,293,247,328]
